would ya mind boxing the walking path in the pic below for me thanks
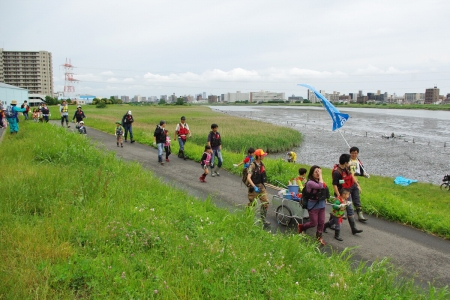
[58,122,450,288]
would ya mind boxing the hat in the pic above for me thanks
[254,149,268,157]
[79,121,84,124]
[77,105,82,108]
[181,116,186,120]
[11,100,17,105]
[116,121,121,124]
[128,110,132,115]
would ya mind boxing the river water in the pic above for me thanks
[210,106,450,184]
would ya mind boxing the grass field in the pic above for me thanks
[1,122,448,299]
[51,104,450,240]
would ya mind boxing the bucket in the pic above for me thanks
[287,185,299,194]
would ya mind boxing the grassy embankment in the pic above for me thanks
[60,105,450,240]
[1,121,448,299]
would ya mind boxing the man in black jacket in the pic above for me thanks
[153,120,166,165]
[122,110,135,143]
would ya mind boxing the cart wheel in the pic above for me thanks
[276,205,292,226]
[440,183,450,191]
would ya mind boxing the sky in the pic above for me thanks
[1,0,450,99]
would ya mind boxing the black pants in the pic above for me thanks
[164,146,171,159]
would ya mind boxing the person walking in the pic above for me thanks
[199,145,213,183]
[324,189,351,241]
[115,121,124,147]
[153,120,166,165]
[174,116,191,160]
[21,100,30,120]
[60,100,70,128]
[207,123,223,177]
[122,110,135,143]
[297,165,328,246]
[246,149,271,226]
[72,105,86,127]
[332,154,363,235]
[41,103,50,123]
[5,100,26,134]
[164,129,172,162]
[349,146,369,222]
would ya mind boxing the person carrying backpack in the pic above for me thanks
[207,123,223,177]
[174,116,191,160]
[41,103,50,123]
[121,110,135,143]
[72,105,86,127]
[331,154,363,235]
[246,149,270,226]
[5,100,26,134]
[153,120,166,165]
[297,165,328,246]
[21,101,30,120]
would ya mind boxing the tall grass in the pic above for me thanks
[1,122,447,298]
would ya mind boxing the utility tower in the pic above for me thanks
[61,58,79,98]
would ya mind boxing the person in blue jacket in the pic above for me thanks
[5,100,26,134]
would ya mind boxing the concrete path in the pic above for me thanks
[60,123,450,289]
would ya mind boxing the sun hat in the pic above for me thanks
[128,110,132,115]
[77,105,82,108]
[254,149,268,157]
[80,121,84,124]
[11,100,17,105]
[116,121,121,124]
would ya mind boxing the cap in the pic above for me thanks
[254,149,268,157]
[116,121,121,124]
[77,105,82,108]
[128,110,132,115]
[80,121,84,124]
[181,116,186,120]
[11,100,17,105]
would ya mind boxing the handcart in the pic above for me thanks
[272,194,306,226]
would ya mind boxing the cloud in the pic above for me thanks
[106,78,119,82]
[123,78,135,82]
[354,65,417,75]
[100,71,114,76]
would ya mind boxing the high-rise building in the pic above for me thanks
[250,91,285,103]
[425,86,439,104]
[0,48,53,96]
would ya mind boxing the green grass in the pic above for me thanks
[48,104,450,240]
[1,122,447,299]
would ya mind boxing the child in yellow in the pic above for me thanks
[286,151,297,163]
[324,189,351,241]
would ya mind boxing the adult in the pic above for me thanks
[349,146,369,221]
[21,100,30,120]
[60,100,70,128]
[246,149,270,225]
[41,103,50,123]
[174,116,191,160]
[297,165,328,246]
[329,154,363,234]
[207,123,223,177]
[5,100,26,134]
[121,110,135,143]
[72,105,86,127]
[153,120,166,165]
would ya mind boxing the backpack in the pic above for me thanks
[300,181,329,210]
[5,106,15,118]
[242,166,250,186]
[332,164,354,189]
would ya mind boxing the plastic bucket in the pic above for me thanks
[287,185,299,194]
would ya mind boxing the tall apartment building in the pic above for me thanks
[250,91,285,102]
[424,86,439,104]
[0,48,53,96]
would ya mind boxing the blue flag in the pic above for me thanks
[298,84,349,131]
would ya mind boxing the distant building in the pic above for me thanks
[79,95,95,103]
[0,82,28,106]
[208,95,218,103]
[222,91,250,102]
[160,95,167,102]
[288,96,302,102]
[202,92,206,100]
[404,93,425,104]
[0,48,53,96]
[444,93,450,104]
[425,86,439,104]
[121,95,130,103]
[250,91,285,103]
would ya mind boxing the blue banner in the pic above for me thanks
[298,84,349,131]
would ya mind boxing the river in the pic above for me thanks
[210,106,450,184]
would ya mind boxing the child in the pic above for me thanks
[32,108,39,122]
[233,147,255,168]
[324,189,351,241]
[78,121,87,134]
[291,167,307,190]
[199,145,213,183]
[286,151,297,163]
[115,121,124,147]
[164,129,171,162]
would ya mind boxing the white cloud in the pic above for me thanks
[106,78,119,82]
[100,71,114,76]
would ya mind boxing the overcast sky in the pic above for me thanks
[1,0,449,98]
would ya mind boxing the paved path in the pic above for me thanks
[61,123,450,289]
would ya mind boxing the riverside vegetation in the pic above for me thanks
[52,105,450,240]
[1,121,448,299]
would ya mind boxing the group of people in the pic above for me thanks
[296,147,370,246]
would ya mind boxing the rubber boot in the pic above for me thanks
[316,232,326,246]
[297,223,303,234]
[199,174,206,183]
[334,229,343,241]
[348,216,363,235]
[260,206,271,225]
[324,221,330,233]
[356,207,368,222]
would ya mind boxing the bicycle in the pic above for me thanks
[440,174,450,191]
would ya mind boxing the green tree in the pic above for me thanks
[158,99,166,105]
[175,97,185,105]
